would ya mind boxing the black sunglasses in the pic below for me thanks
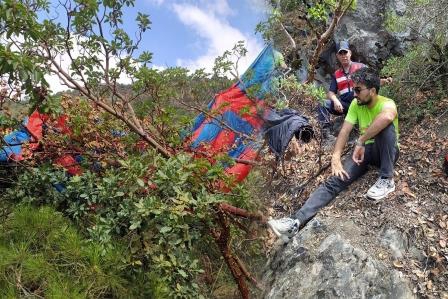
[353,87,370,94]
[337,50,348,55]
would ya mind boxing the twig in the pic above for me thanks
[219,202,267,223]
[290,147,351,194]
[306,0,355,83]
[210,260,225,296]
[211,211,249,299]
[235,255,264,291]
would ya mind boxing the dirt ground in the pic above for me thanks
[262,99,448,298]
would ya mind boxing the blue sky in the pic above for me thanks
[39,0,270,92]
[140,0,269,71]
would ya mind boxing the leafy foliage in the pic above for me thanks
[0,95,262,297]
[382,0,448,120]
[5,153,256,297]
[255,0,356,56]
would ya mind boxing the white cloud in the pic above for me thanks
[151,64,167,71]
[147,0,165,5]
[246,0,271,13]
[44,40,134,94]
[203,0,235,17]
[172,3,263,76]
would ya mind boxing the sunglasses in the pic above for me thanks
[337,50,348,55]
[353,87,370,94]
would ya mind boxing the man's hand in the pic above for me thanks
[352,145,365,165]
[331,155,350,180]
[333,98,343,113]
[380,77,393,86]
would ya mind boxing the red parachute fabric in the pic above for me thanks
[188,45,283,183]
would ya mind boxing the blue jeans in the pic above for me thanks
[317,99,352,126]
[293,123,399,224]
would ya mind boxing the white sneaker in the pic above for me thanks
[366,178,395,201]
[267,217,300,243]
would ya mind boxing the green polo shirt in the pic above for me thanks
[345,95,399,145]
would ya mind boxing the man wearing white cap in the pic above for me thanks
[318,40,392,141]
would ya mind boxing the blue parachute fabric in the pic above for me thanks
[190,121,222,148]
[236,44,281,98]
[188,44,288,182]
[228,136,246,158]
[189,99,215,137]
[191,112,206,132]
[53,183,66,192]
[191,110,257,149]
[0,127,31,161]
[222,111,254,136]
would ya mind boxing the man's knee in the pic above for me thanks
[321,175,349,195]
[375,123,396,144]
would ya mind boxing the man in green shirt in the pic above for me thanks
[268,68,399,243]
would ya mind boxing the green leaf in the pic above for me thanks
[129,221,141,230]
[160,226,171,233]
[178,269,188,278]
[136,178,145,187]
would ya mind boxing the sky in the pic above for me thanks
[145,0,268,70]
[43,0,271,92]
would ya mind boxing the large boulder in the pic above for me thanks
[315,0,415,82]
[263,217,415,299]
[335,0,413,68]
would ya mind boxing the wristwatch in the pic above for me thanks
[355,138,365,147]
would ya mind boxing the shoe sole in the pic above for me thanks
[267,221,294,244]
[267,221,282,238]
[365,186,396,202]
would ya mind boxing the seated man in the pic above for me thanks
[319,40,392,140]
[269,68,399,243]
[318,40,365,140]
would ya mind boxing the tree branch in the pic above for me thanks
[306,0,354,83]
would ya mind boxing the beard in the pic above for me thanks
[357,97,372,106]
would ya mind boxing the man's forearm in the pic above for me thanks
[327,91,339,102]
[359,112,395,143]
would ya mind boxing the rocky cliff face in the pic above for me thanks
[316,0,415,80]
[263,217,415,299]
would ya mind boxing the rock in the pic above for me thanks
[380,227,408,259]
[313,0,416,82]
[263,217,415,299]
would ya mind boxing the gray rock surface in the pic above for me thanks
[335,0,413,69]
[315,0,415,83]
[263,218,415,299]
[380,227,408,259]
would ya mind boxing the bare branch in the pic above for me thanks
[280,22,296,50]
[306,0,355,83]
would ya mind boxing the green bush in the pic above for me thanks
[382,0,447,121]
[4,150,259,298]
[381,43,447,121]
